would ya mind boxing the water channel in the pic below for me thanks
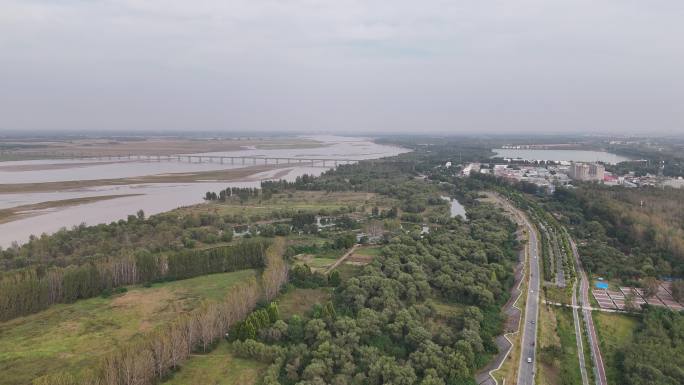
[442,196,466,219]
[0,136,409,248]
[492,149,630,164]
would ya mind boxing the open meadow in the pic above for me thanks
[594,311,639,384]
[0,270,257,385]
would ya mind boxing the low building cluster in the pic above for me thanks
[463,161,684,191]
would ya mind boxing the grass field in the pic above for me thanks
[335,262,364,281]
[545,286,572,305]
[431,298,466,319]
[0,270,257,385]
[163,343,266,385]
[306,257,339,269]
[292,247,346,271]
[537,304,561,385]
[278,288,332,319]
[552,307,583,385]
[353,246,382,257]
[594,311,638,384]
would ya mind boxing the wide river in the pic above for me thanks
[492,149,631,164]
[0,136,409,248]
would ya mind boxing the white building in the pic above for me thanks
[568,162,605,181]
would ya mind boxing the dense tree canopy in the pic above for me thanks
[232,203,518,385]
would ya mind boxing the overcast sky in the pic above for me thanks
[1,0,683,135]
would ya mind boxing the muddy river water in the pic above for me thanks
[0,136,408,248]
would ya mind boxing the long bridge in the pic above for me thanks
[52,153,359,167]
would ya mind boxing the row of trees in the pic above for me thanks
[0,238,271,322]
[33,239,290,385]
[204,187,261,202]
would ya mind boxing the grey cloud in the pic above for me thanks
[0,0,683,134]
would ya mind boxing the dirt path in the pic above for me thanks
[325,244,360,273]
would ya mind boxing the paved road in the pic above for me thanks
[517,215,540,385]
[570,237,608,385]
[571,282,591,385]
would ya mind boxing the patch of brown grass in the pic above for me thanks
[278,288,331,319]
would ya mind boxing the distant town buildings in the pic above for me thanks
[457,159,683,191]
[461,162,480,176]
[568,162,605,181]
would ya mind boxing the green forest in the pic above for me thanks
[227,207,518,385]
[617,307,684,385]
[5,136,684,385]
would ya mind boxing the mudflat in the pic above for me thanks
[0,194,143,224]
[0,164,285,194]
[0,137,323,160]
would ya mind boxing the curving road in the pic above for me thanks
[517,215,540,385]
